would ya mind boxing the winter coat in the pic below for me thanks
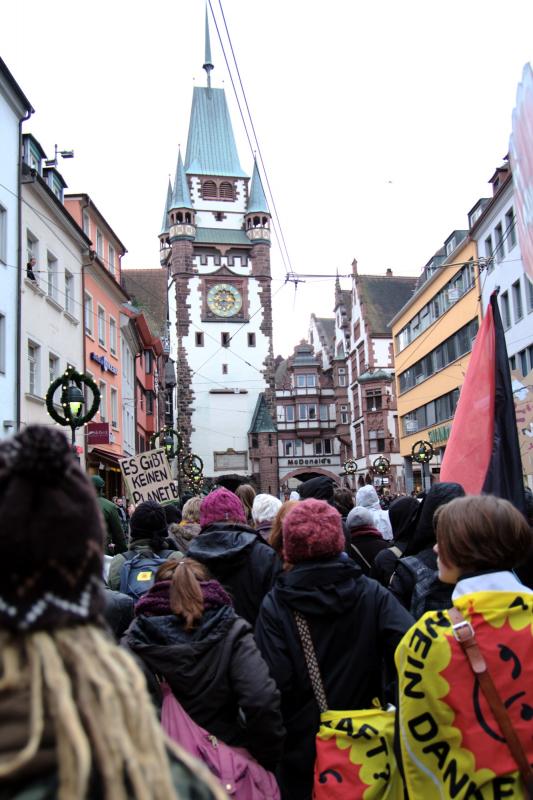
[255,557,413,800]
[373,497,420,587]
[123,604,285,769]
[347,525,390,576]
[98,496,127,556]
[355,485,393,540]
[107,539,181,591]
[389,546,453,618]
[168,521,201,553]
[102,587,134,640]
[187,522,282,625]
[255,520,273,542]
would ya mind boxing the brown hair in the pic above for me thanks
[435,495,532,573]
[333,487,354,518]
[156,558,210,631]
[182,496,202,523]
[236,484,256,522]
[269,500,299,561]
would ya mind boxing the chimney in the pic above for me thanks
[386,268,393,277]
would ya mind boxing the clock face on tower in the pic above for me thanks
[207,283,243,317]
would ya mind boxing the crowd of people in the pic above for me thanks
[1,426,532,799]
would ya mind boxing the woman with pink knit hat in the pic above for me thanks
[187,487,281,625]
[255,498,413,800]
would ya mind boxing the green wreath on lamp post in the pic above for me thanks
[46,366,101,448]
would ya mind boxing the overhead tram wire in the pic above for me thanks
[207,1,293,281]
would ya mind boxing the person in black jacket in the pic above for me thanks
[345,506,389,575]
[187,487,281,625]
[373,495,420,586]
[388,482,465,616]
[255,498,413,800]
[123,558,285,770]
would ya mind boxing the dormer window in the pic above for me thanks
[202,181,217,199]
[219,182,234,200]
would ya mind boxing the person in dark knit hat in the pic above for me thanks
[107,500,180,590]
[91,473,127,555]
[0,425,228,800]
[187,487,281,625]
[255,498,413,800]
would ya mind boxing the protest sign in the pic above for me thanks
[120,449,179,506]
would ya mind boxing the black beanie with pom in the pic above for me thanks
[0,426,105,632]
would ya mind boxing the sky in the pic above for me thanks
[2,0,532,356]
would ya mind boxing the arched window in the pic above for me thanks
[185,213,191,224]
[253,216,260,227]
[262,216,268,227]
[219,182,234,200]
[202,181,217,199]
[177,212,183,223]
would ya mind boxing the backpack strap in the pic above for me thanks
[449,606,533,795]
[293,611,328,714]
[123,550,137,562]
[389,545,402,558]
[350,542,372,571]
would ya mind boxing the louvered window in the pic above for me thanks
[202,181,217,199]
[219,182,234,200]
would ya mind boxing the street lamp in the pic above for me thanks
[46,366,100,452]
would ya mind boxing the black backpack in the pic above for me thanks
[400,555,453,619]
[119,549,175,600]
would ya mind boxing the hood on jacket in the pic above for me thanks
[389,496,420,543]
[298,476,335,503]
[187,523,259,566]
[404,482,465,556]
[274,557,363,616]
[355,485,380,510]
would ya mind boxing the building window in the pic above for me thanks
[202,181,217,199]
[97,306,106,347]
[144,349,153,374]
[286,405,295,422]
[0,205,6,264]
[506,207,516,249]
[64,270,74,315]
[219,182,234,200]
[401,387,460,435]
[494,223,504,262]
[298,403,308,421]
[99,382,107,421]
[368,429,385,454]
[82,209,90,236]
[338,367,347,387]
[221,332,230,348]
[0,314,5,373]
[96,229,103,258]
[146,390,153,416]
[108,244,115,276]
[247,332,256,347]
[84,293,94,336]
[319,404,329,421]
[519,349,528,378]
[296,373,316,388]
[109,317,117,355]
[47,252,58,301]
[512,280,523,322]
[509,355,516,372]
[485,235,494,269]
[195,331,204,347]
[528,279,533,314]
[500,292,511,329]
[28,341,40,396]
[48,353,59,385]
[222,363,228,374]
[324,439,332,454]
[314,440,323,455]
[26,230,38,269]
[340,404,349,425]
[366,389,382,411]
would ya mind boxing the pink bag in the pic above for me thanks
[160,682,280,799]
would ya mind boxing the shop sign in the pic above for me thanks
[428,424,450,445]
[287,457,332,466]
[120,448,179,505]
[87,421,110,445]
[90,352,118,375]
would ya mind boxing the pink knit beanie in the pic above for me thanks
[200,487,246,527]
[282,498,344,563]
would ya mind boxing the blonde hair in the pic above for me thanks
[182,496,202,524]
[0,625,225,800]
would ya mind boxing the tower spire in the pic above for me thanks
[203,4,214,88]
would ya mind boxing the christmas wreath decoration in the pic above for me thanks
[46,366,101,427]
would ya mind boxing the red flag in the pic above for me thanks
[440,295,525,512]
[440,304,495,492]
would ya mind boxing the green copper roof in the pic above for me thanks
[248,393,277,434]
[171,150,193,210]
[195,227,250,245]
[160,178,172,234]
[185,87,247,178]
[247,159,269,214]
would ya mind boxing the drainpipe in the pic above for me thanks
[16,109,33,432]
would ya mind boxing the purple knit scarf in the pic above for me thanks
[135,578,233,617]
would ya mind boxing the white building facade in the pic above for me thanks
[20,135,90,459]
[0,59,32,437]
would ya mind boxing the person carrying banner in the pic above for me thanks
[396,494,533,798]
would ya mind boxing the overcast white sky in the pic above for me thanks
[2,0,532,355]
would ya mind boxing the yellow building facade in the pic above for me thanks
[390,233,481,492]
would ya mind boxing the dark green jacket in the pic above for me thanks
[98,496,127,556]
